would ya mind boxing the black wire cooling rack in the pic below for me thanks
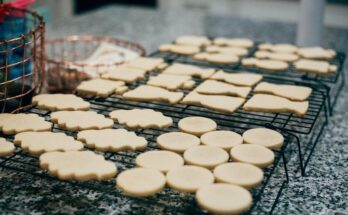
[0,58,330,214]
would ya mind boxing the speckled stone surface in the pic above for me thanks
[1,5,347,214]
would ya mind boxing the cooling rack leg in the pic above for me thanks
[269,180,288,215]
[330,71,345,113]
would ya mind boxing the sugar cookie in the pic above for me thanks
[258,43,298,53]
[201,130,243,150]
[115,86,128,94]
[175,35,211,46]
[14,131,84,156]
[297,47,336,60]
[32,94,90,111]
[0,138,15,157]
[136,150,184,172]
[194,80,251,98]
[213,162,264,189]
[0,113,52,135]
[243,94,308,116]
[206,45,248,56]
[181,91,245,113]
[243,128,284,149]
[294,59,337,74]
[196,183,252,214]
[109,109,172,128]
[147,74,192,90]
[40,151,117,181]
[162,63,215,79]
[124,57,164,71]
[101,66,146,83]
[255,50,299,62]
[159,44,200,55]
[116,168,166,197]
[51,111,113,131]
[254,82,312,101]
[242,58,288,71]
[77,129,147,152]
[166,165,214,193]
[213,38,254,48]
[122,85,184,104]
[210,70,263,87]
[230,144,275,168]
[184,145,229,169]
[182,80,196,89]
[178,116,217,136]
[156,132,200,153]
[77,79,125,97]
[194,52,239,64]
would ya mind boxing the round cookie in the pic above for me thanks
[213,162,264,189]
[178,116,217,136]
[0,138,15,157]
[196,183,252,215]
[157,132,200,153]
[116,168,166,197]
[135,150,184,172]
[166,165,214,193]
[201,130,243,150]
[243,128,284,149]
[184,145,229,169]
[230,144,274,168]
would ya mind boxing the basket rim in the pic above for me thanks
[45,35,147,68]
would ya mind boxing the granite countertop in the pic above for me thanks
[1,5,347,214]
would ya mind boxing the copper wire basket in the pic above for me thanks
[0,6,45,113]
[45,35,146,93]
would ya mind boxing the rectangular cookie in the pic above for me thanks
[147,74,193,90]
[209,70,263,87]
[194,80,251,98]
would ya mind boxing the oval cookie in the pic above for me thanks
[230,144,275,168]
[136,150,184,172]
[201,130,243,150]
[156,132,200,153]
[178,116,217,136]
[0,138,15,157]
[184,145,229,169]
[166,165,214,193]
[243,128,284,149]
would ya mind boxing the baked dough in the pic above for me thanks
[258,43,298,53]
[254,82,312,101]
[194,80,251,98]
[159,44,200,55]
[213,38,254,48]
[122,85,184,104]
[147,74,192,90]
[77,129,147,152]
[109,109,172,128]
[135,150,184,172]
[182,80,196,89]
[77,79,125,97]
[175,35,211,46]
[194,52,239,64]
[183,145,229,169]
[230,144,275,168]
[157,132,200,153]
[166,165,214,193]
[101,66,146,83]
[51,111,113,131]
[210,70,263,87]
[201,130,243,150]
[178,116,217,136]
[196,183,252,214]
[14,131,84,156]
[214,162,264,189]
[162,63,215,79]
[0,113,52,135]
[115,86,128,94]
[297,47,336,60]
[0,138,15,157]
[243,128,284,149]
[242,58,288,71]
[116,168,166,197]
[181,91,245,113]
[243,94,309,116]
[32,94,90,111]
[206,45,248,56]
[124,57,164,71]
[40,151,117,181]
[254,50,299,62]
[294,59,337,74]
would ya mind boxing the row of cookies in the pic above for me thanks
[116,116,283,214]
